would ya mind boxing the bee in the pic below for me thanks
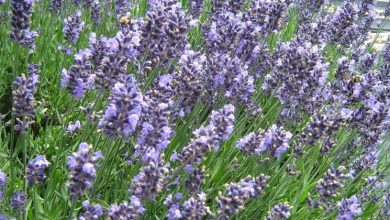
[119,16,131,25]
[346,75,363,97]
[352,76,362,83]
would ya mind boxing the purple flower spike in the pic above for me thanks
[50,0,63,13]
[63,10,85,43]
[99,75,144,138]
[27,155,50,185]
[266,202,292,220]
[164,191,212,220]
[10,191,27,211]
[0,171,6,202]
[78,200,104,220]
[130,155,169,201]
[217,174,269,218]
[238,125,292,158]
[107,196,145,219]
[12,64,40,132]
[337,196,362,220]
[10,0,34,43]
[316,166,348,198]
[61,49,95,99]
[173,104,235,167]
[67,142,103,201]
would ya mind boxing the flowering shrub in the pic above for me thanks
[0,0,389,219]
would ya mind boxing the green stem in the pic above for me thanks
[68,200,76,220]
[10,44,20,191]
[33,186,39,220]
[23,130,28,220]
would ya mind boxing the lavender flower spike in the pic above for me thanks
[263,125,293,158]
[10,191,27,211]
[238,125,292,158]
[266,202,292,220]
[67,142,103,201]
[63,10,85,43]
[337,196,362,220]
[99,75,145,138]
[172,104,235,166]
[78,200,104,220]
[61,49,95,99]
[0,171,6,202]
[164,191,212,220]
[236,129,266,156]
[107,196,145,219]
[27,155,50,185]
[50,0,63,13]
[10,0,34,43]
[217,174,269,218]
[316,166,348,198]
[130,155,169,201]
[12,64,40,132]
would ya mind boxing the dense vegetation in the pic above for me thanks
[0,0,389,219]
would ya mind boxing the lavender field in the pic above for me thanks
[0,0,390,219]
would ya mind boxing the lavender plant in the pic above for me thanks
[67,142,103,201]
[12,63,40,132]
[0,0,389,219]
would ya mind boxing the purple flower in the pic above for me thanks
[298,107,346,152]
[206,53,260,114]
[239,124,292,158]
[78,200,104,220]
[173,104,235,166]
[95,30,140,90]
[10,0,34,43]
[164,192,212,220]
[262,39,329,121]
[67,120,81,134]
[115,0,132,19]
[61,49,95,99]
[359,0,376,16]
[350,150,379,177]
[266,202,292,220]
[173,48,207,115]
[0,171,6,202]
[337,196,362,220]
[50,0,63,13]
[298,0,329,13]
[134,77,174,162]
[139,1,190,69]
[10,191,27,211]
[316,166,348,198]
[245,0,289,38]
[20,29,38,51]
[328,1,359,46]
[185,166,207,193]
[63,10,85,43]
[90,1,100,25]
[0,171,6,188]
[130,155,169,201]
[88,33,108,69]
[217,174,269,218]
[189,0,204,17]
[12,64,40,132]
[236,130,266,155]
[107,196,145,219]
[27,155,50,185]
[98,76,144,138]
[67,142,103,201]
[383,193,390,216]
